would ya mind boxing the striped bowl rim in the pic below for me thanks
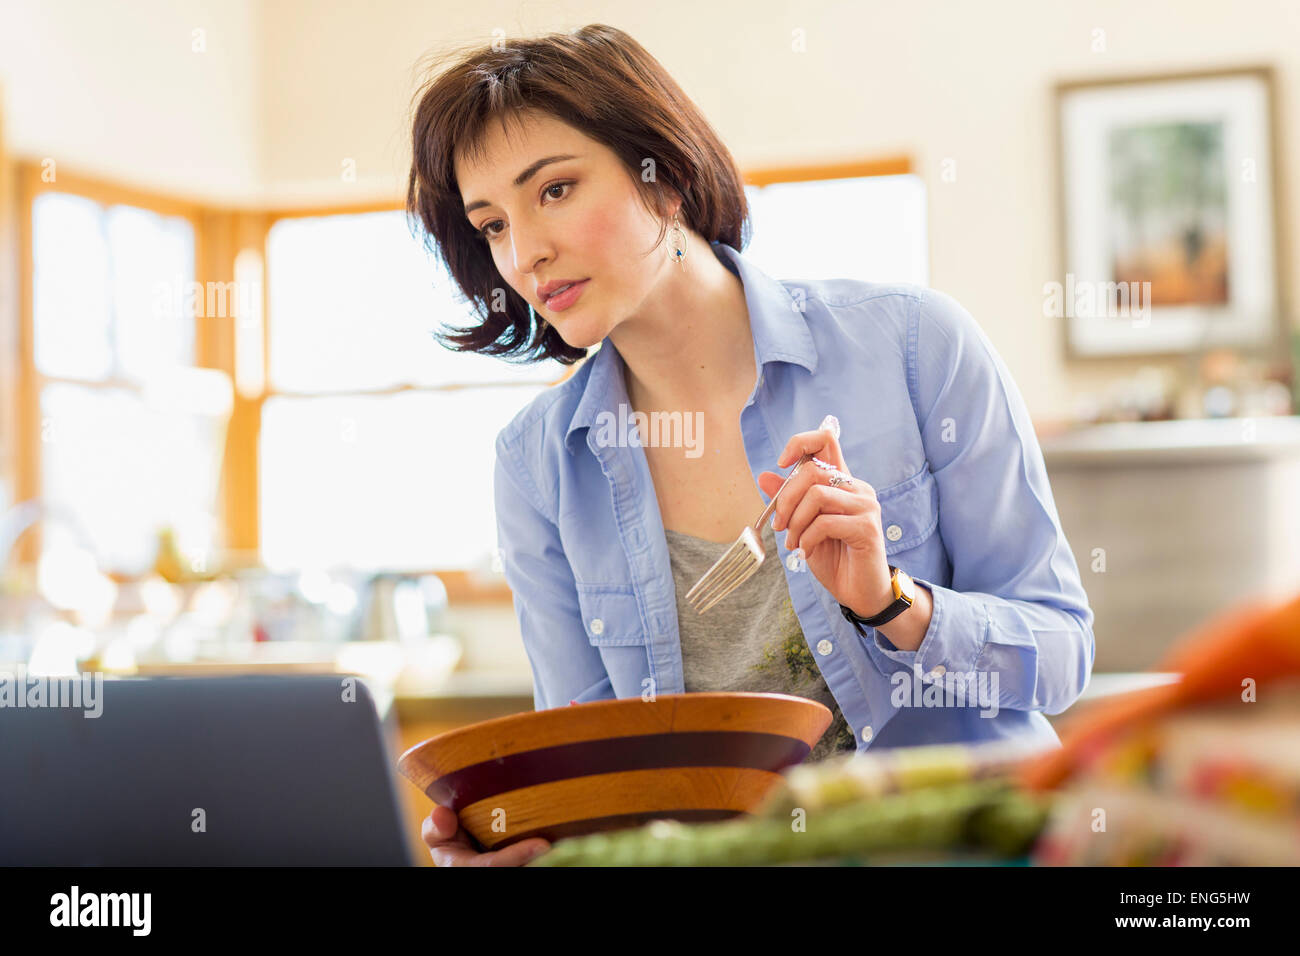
[398,692,832,849]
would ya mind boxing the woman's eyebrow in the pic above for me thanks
[463,154,582,216]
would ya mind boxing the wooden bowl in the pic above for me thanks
[397,691,831,850]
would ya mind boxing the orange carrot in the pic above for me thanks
[1016,591,1300,792]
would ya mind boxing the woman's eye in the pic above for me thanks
[478,181,574,242]
[544,181,573,201]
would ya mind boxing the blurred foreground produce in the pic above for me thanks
[1018,591,1300,792]
[1020,590,1300,865]
[759,739,1050,817]
[529,743,1053,867]
[1030,684,1300,865]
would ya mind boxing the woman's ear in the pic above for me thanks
[652,183,683,222]
[668,190,685,221]
[663,186,679,214]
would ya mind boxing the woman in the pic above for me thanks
[406,24,1094,866]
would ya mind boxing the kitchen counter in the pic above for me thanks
[393,670,534,722]
[1040,416,1300,672]
[1040,414,1300,465]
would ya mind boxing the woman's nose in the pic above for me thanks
[510,225,552,279]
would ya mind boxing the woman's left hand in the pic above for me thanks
[756,416,894,619]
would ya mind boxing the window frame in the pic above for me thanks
[258,197,579,600]
[11,161,214,575]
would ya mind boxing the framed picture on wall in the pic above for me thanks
[1054,66,1282,357]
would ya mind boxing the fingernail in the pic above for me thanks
[820,414,840,439]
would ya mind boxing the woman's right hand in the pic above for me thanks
[422,802,552,867]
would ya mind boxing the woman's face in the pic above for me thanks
[455,111,675,350]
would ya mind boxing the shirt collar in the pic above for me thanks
[564,240,818,456]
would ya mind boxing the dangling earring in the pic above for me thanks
[667,212,687,268]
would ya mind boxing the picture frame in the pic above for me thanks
[1054,66,1283,358]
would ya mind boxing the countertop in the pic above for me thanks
[1040,415,1300,465]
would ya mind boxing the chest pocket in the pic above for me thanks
[575,584,648,646]
[875,463,940,557]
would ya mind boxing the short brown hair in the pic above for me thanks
[406,23,750,365]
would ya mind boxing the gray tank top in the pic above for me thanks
[665,522,858,762]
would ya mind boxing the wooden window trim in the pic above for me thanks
[743,156,912,187]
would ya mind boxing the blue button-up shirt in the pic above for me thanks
[492,240,1095,752]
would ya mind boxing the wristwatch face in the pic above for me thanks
[894,568,915,604]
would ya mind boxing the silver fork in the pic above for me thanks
[683,452,813,614]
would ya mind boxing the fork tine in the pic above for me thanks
[684,539,747,602]
[686,564,746,612]
[686,526,765,613]
[688,568,740,612]
[684,536,746,601]
[693,564,756,613]
[694,562,761,613]
[686,527,759,598]
[694,548,758,605]
[683,449,812,615]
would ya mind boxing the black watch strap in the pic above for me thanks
[839,567,912,628]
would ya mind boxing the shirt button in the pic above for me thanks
[590,618,604,636]
[861,725,873,742]
[885,524,903,542]
[816,639,833,656]
[929,664,946,677]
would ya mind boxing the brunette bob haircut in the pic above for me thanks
[406,23,751,365]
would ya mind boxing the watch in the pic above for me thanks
[840,566,916,629]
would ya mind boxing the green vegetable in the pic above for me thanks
[757,742,1040,818]
[526,780,1052,866]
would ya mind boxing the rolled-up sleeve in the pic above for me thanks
[494,434,608,711]
[871,288,1095,715]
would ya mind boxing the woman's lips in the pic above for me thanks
[543,279,589,312]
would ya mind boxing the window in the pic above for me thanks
[260,209,567,573]
[743,171,929,285]
[31,191,227,574]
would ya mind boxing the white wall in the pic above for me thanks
[0,0,262,204]
[2,0,1297,420]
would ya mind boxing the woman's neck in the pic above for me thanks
[611,234,757,415]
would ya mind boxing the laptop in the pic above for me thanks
[0,673,413,865]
